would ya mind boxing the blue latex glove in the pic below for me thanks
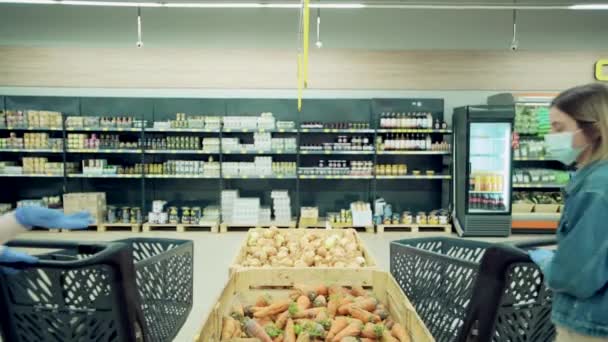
[15,206,93,230]
[0,247,38,275]
[529,249,555,270]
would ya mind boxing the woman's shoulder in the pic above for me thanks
[580,160,608,195]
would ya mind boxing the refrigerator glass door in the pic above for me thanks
[468,122,511,214]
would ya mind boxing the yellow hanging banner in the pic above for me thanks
[297,53,303,112]
[596,59,608,81]
[303,0,310,88]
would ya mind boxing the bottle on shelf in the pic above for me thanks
[399,112,407,128]
[425,134,432,151]
[380,112,387,128]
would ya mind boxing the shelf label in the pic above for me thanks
[302,129,309,132]
[324,151,330,155]
[279,129,285,133]
[331,129,338,133]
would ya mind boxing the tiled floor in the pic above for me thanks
[13,230,547,341]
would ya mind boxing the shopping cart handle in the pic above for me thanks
[0,239,129,269]
[509,238,558,250]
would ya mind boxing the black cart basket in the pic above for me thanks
[390,237,556,342]
[0,238,193,342]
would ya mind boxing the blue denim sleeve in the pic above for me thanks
[543,191,608,299]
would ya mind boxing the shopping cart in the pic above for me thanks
[0,238,193,342]
[390,237,556,342]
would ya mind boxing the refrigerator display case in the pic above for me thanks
[453,105,514,237]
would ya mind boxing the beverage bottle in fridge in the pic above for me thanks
[469,174,476,191]
[469,194,475,209]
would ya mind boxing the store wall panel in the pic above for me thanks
[147,179,219,208]
[0,47,604,91]
[153,99,227,121]
[5,96,80,116]
[3,179,64,205]
[299,179,372,216]
[80,97,154,121]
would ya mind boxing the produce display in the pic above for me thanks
[515,104,550,136]
[514,139,550,159]
[220,283,412,342]
[513,191,563,205]
[513,168,570,185]
[238,228,368,268]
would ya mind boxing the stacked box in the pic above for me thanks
[271,190,291,224]
[253,132,271,151]
[231,198,259,225]
[259,207,271,225]
[257,112,276,130]
[221,190,239,223]
[63,192,106,224]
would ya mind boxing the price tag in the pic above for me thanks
[302,129,309,133]
[102,128,109,132]
[242,129,248,133]
[331,129,338,133]
[279,129,285,133]
[242,175,249,179]
[324,151,330,155]
[323,129,330,133]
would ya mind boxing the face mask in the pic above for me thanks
[544,130,585,166]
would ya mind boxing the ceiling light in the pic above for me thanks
[63,0,162,6]
[0,0,57,3]
[310,3,365,8]
[569,4,608,10]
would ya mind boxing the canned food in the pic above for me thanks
[181,207,191,224]
[121,207,130,224]
[191,206,202,223]
[169,206,179,224]
[416,211,427,225]
[130,207,142,224]
[402,211,413,224]
[107,205,117,223]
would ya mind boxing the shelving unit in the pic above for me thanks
[1,96,453,231]
[489,92,562,233]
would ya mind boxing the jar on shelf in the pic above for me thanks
[402,211,413,224]
[121,207,131,224]
[181,207,191,224]
[169,207,179,224]
[416,211,428,225]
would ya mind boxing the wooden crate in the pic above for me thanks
[194,269,435,342]
[513,203,535,213]
[179,222,219,233]
[229,228,377,276]
[377,223,452,234]
[98,223,141,233]
[220,220,297,233]
[142,223,180,232]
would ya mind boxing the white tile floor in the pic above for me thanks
[14,230,546,341]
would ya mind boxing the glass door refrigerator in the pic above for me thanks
[453,105,515,237]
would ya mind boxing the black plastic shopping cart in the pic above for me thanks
[0,238,193,342]
[391,237,556,342]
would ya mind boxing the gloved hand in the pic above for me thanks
[529,249,555,269]
[0,247,38,275]
[15,206,92,230]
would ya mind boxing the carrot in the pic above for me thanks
[315,309,328,323]
[349,306,381,324]
[327,296,340,318]
[296,332,311,342]
[297,296,312,311]
[256,317,273,328]
[313,295,327,308]
[255,299,292,318]
[382,329,399,342]
[233,321,243,338]
[373,304,389,321]
[391,323,411,342]
[354,297,378,312]
[276,311,290,329]
[226,338,262,342]
[326,316,348,341]
[361,323,377,339]
[244,318,273,342]
[338,296,353,307]
[274,335,284,342]
[315,285,328,296]
[383,318,395,330]
[292,308,324,319]
[350,285,367,297]
[360,339,376,342]
[332,321,362,342]
[329,286,349,297]
[337,338,358,342]
[222,316,238,340]
[284,319,296,342]
[256,295,271,307]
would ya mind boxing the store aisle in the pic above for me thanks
[14,230,546,340]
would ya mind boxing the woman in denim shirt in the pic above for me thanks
[530,83,608,342]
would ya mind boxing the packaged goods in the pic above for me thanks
[63,192,106,224]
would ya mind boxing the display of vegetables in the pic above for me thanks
[239,228,368,268]
[221,284,411,342]
[513,191,563,205]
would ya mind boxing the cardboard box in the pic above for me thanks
[63,192,106,224]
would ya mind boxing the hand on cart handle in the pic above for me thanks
[0,246,38,274]
[15,206,93,230]
[528,249,555,270]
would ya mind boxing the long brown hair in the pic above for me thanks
[551,83,608,164]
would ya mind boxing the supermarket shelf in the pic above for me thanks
[376,175,451,180]
[0,173,62,178]
[377,150,450,155]
[67,127,141,132]
[0,148,62,153]
[0,126,62,131]
[145,174,219,179]
[469,190,503,194]
[377,223,452,234]
[300,128,375,133]
[143,222,219,233]
[145,149,218,154]
[145,128,219,133]
[377,129,452,134]
[300,150,374,155]
[220,220,297,233]
[67,149,142,154]
[223,175,296,179]
[469,208,508,213]
[299,175,373,180]
[223,150,297,155]
[69,173,142,179]
[298,219,374,233]
[222,128,297,133]
[513,183,566,189]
